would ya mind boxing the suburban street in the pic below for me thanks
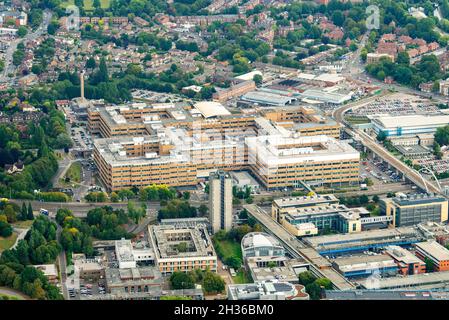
[0,10,52,83]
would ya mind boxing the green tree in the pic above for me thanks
[396,51,410,65]
[27,203,34,220]
[253,74,263,85]
[170,272,195,289]
[425,257,435,272]
[85,57,96,69]
[376,131,387,142]
[433,142,443,159]
[0,220,12,237]
[225,256,242,269]
[435,125,449,146]
[20,203,27,221]
[198,204,208,216]
[202,271,225,294]
[17,26,27,38]
[305,282,322,300]
[298,271,316,286]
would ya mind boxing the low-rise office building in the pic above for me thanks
[148,224,217,275]
[272,194,368,236]
[414,241,449,272]
[241,232,285,259]
[331,255,398,278]
[371,114,449,137]
[227,281,309,300]
[246,256,309,283]
[384,245,426,275]
[304,226,424,255]
[115,239,154,269]
[213,80,256,102]
[105,267,164,295]
[34,264,58,285]
[380,193,448,227]
[88,100,348,191]
[325,290,449,300]
[362,270,449,290]
[94,130,358,191]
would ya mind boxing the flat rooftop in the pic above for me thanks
[332,254,396,274]
[241,91,296,106]
[246,135,359,167]
[362,271,449,289]
[415,241,449,261]
[105,267,163,287]
[325,290,449,300]
[371,114,449,129]
[306,226,420,248]
[385,245,425,265]
[273,194,339,208]
[247,257,306,283]
[148,224,216,260]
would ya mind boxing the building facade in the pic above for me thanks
[148,224,217,275]
[380,193,448,227]
[209,170,233,234]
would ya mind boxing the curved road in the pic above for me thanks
[333,93,442,194]
[0,10,52,83]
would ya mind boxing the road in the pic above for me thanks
[9,227,29,250]
[0,10,52,83]
[127,206,160,234]
[9,200,136,217]
[243,204,355,291]
[56,224,68,300]
[0,286,31,299]
[332,96,442,194]
[51,156,75,187]
[9,199,164,221]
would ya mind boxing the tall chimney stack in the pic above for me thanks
[80,70,85,101]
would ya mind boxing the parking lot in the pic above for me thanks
[71,126,93,150]
[347,94,440,117]
[361,157,404,185]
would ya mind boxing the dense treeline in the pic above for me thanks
[158,199,198,220]
[170,269,225,294]
[0,100,72,200]
[47,58,206,103]
[0,216,63,300]
[0,201,34,237]
[57,206,133,256]
[366,54,447,88]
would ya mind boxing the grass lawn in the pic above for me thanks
[0,294,21,300]
[12,220,34,229]
[64,162,82,184]
[60,0,74,8]
[100,0,110,8]
[60,0,110,10]
[345,116,370,124]
[84,0,94,10]
[232,269,252,284]
[217,239,242,260]
[0,233,18,252]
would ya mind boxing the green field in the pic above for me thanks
[63,162,82,184]
[0,232,17,252]
[217,239,242,259]
[232,269,252,284]
[0,294,21,300]
[61,0,110,10]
